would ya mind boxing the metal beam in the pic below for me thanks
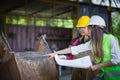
[4,1,34,14]
[50,8,73,17]
[29,5,52,16]
[36,0,77,7]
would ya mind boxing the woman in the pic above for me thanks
[46,15,120,80]
[69,16,91,80]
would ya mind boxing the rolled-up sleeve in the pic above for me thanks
[110,35,120,65]
[71,41,91,55]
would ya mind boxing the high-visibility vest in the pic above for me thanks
[96,34,120,80]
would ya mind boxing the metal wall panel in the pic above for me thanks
[78,4,109,30]
[7,25,72,52]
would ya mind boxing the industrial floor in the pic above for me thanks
[59,66,72,80]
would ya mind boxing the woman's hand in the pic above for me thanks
[45,53,56,59]
[89,65,98,71]
[89,61,113,71]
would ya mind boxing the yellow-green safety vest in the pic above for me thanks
[96,34,120,80]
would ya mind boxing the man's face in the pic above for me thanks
[78,27,89,36]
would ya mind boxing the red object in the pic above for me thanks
[66,54,73,60]
[66,38,79,60]
[72,39,79,46]
[94,71,99,77]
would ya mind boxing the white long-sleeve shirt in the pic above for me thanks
[71,35,120,65]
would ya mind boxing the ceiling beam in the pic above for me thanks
[4,0,34,14]
[50,7,73,18]
[29,5,52,16]
[36,0,77,7]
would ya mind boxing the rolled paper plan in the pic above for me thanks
[55,54,93,68]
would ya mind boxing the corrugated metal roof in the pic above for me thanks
[92,0,120,8]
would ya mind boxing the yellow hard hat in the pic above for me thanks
[76,16,90,28]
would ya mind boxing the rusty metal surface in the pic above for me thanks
[0,34,58,80]
[14,51,58,80]
[0,35,21,80]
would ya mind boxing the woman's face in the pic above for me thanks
[78,27,90,36]
[88,26,92,36]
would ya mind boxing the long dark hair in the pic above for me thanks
[90,25,106,62]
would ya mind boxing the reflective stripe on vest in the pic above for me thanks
[105,72,120,76]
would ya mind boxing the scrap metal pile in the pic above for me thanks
[0,33,58,80]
